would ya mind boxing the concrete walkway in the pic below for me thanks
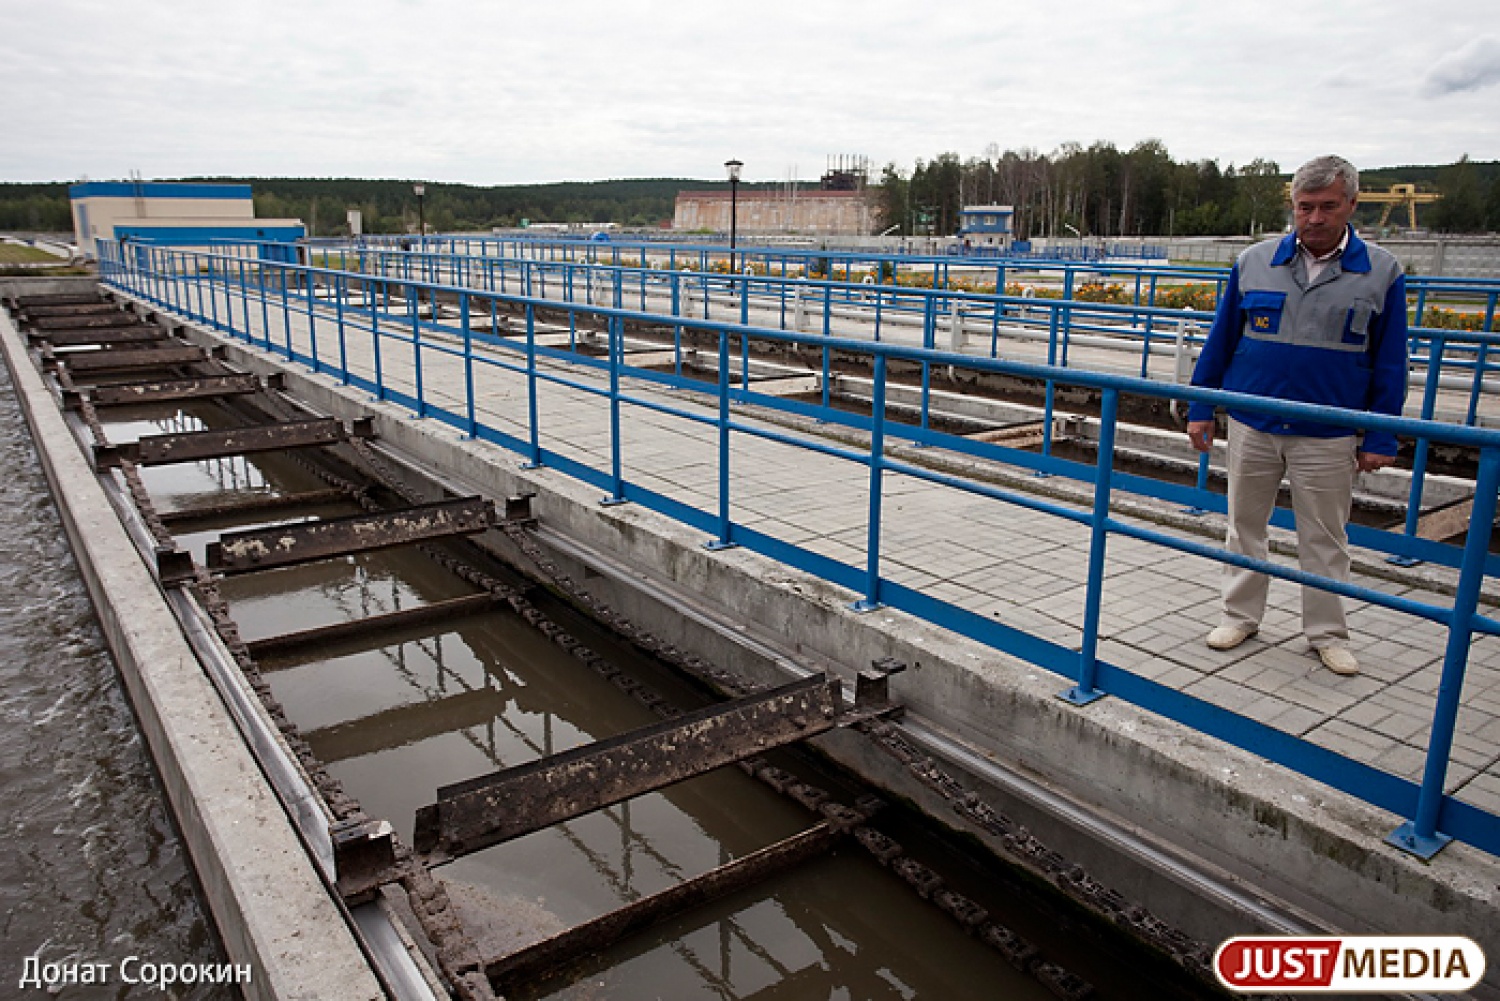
[135,286,1500,823]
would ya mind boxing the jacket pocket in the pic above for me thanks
[1241,289,1286,337]
[1341,298,1378,346]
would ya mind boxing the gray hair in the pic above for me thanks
[1292,155,1359,199]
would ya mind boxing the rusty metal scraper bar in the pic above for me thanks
[54,344,208,372]
[73,374,260,409]
[486,822,844,990]
[31,326,166,347]
[93,417,366,468]
[247,592,501,660]
[27,310,141,327]
[205,495,495,574]
[414,674,842,861]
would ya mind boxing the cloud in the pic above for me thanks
[1421,35,1500,96]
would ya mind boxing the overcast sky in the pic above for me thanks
[3,0,1498,186]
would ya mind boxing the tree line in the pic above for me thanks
[1,151,1496,238]
[0,177,760,237]
[876,145,1500,239]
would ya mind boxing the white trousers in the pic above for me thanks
[1221,419,1357,648]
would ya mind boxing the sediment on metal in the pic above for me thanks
[413,673,842,860]
[205,495,494,573]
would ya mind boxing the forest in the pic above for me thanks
[2,145,1497,239]
[878,145,1500,239]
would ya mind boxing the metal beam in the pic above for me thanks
[205,495,495,574]
[30,326,166,347]
[157,487,352,527]
[485,822,845,992]
[93,417,359,468]
[248,592,501,661]
[74,374,260,409]
[413,674,842,861]
[28,312,144,329]
[55,345,208,373]
[21,301,120,315]
[8,293,106,309]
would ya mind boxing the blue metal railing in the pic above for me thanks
[299,241,1500,562]
[98,239,1500,860]
[126,240,1500,575]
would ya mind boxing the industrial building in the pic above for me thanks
[69,181,305,258]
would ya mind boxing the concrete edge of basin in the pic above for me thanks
[0,308,385,1001]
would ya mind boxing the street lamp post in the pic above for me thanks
[414,183,426,249]
[724,159,742,272]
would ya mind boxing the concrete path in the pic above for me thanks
[138,287,1500,822]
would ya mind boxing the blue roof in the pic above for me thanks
[70,181,254,201]
[113,223,304,244]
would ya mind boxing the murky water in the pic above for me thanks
[4,362,1208,1001]
[92,394,1069,999]
[0,361,227,998]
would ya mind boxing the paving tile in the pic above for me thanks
[1305,718,1392,758]
[1240,695,1325,737]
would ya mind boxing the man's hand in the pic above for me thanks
[1187,419,1216,453]
[1357,451,1396,473]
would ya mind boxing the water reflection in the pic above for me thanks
[98,393,1060,1001]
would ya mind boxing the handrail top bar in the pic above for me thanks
[175,234,1500,293]
[107,238,1500,451]
[121,241,1500,346]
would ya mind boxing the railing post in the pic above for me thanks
[1398,333,1447,553]
[602,314,627,506]
[671,273,683,379]
[852,352,888,612]
[820,283,833,412]
[306,261,320,374]
[1388,445,1500,858]
[1061,387,1119,706]
[920,294,935,436]
[1465,296,1497,426]
[257,255,271,350]
[336,272,349,384]
[371,277,386,401]
[461,291,477,437]
[206,253,220,331]
[705,329,736,551]
[237,257,251,342]
[193,250,206,323]
[280,264,293,361]
[523,303,542,469]
[1040,298,1061,465]
[410,280,426,418]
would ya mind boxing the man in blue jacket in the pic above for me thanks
[1186,155,1409,676]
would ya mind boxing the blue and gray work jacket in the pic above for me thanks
[1188,227,1409,455]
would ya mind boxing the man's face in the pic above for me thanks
[1292,180,1357,257]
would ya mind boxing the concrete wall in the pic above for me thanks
[674,190,875,236]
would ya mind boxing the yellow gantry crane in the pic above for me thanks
[1358,183,1443,229]
[1284,181,1442,230]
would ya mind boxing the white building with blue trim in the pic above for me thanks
[69,181,305,258]
[957,205,1015,248]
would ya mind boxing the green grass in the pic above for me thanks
[0,242,65,264]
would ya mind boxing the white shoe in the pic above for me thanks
[1206,624,1257,651]
[1317,646,1359,676]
